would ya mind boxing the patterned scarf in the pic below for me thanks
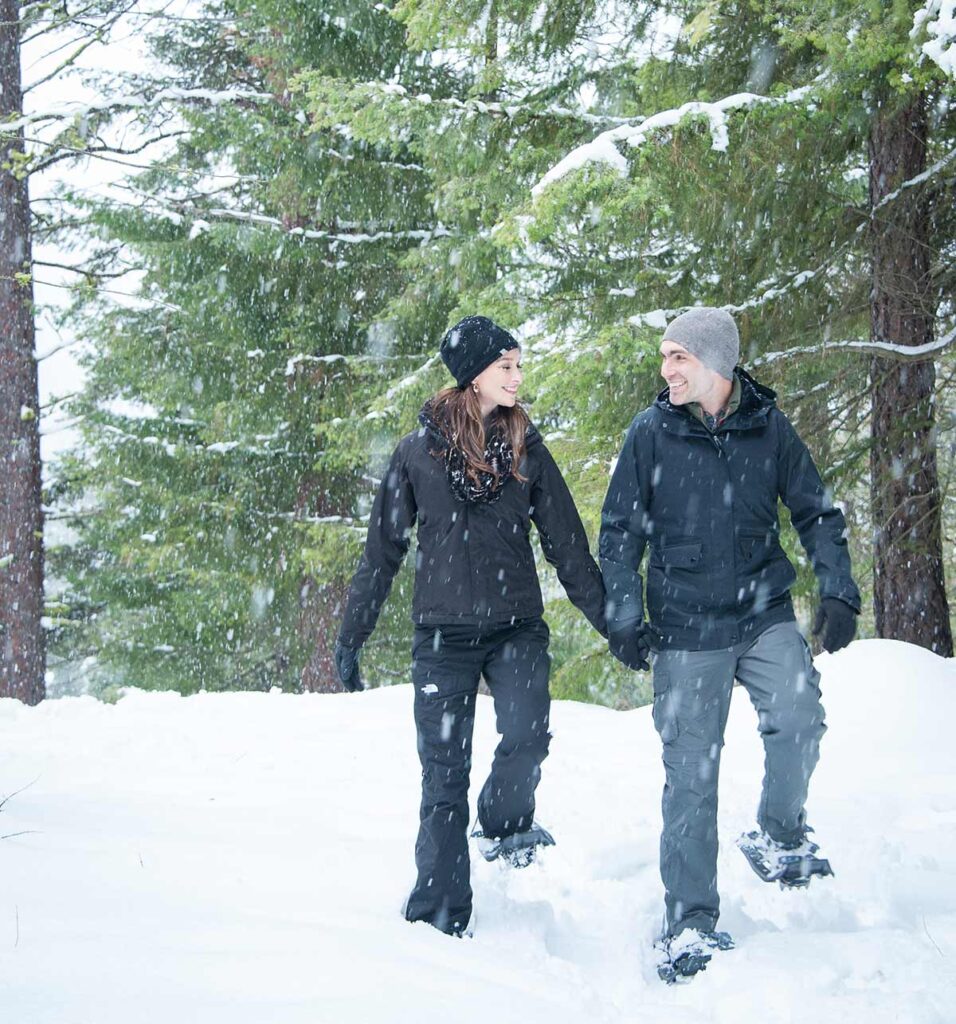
[419,400,515,504]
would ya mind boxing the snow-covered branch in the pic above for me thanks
[206,208,453,246]
[1,87,273,134]
[98,421,315,459]
[368,82,641,128]
[871,145,956,214]
[911,0,956,77]
[753,327,956,367]
[99,184,452,247]
[621,261,839,333]
[284,353,347,377]
[326,352,443,425]
[532,83,816,198]
[279,351,428,381]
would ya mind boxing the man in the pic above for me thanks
[600,307,860,983]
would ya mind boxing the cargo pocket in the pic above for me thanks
[796,631,823,698]
[412,671,479,762]
[650,666,680,745]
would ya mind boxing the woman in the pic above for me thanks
[334,315,607,937]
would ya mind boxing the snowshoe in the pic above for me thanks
[737,827,834,890]
[472,823,555,868]
[655,928,735,984]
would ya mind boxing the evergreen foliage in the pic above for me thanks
[50,1,440,694]
[50,0,955,700]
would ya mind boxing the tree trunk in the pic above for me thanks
[298,574,348,693]
[295,470,349,693]
[868,91,953,656]
[0,0,46,702]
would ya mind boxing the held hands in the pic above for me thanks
[812,597,858,654]
[608,622,657,672]
[334,640,364,692]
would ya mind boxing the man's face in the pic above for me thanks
[659,340,717,406]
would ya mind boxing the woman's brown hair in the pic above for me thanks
[429,385,530,488]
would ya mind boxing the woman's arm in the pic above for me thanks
[337,440,418,649]
[530,444,608,636]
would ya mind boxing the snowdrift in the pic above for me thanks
[1,639,954,1023]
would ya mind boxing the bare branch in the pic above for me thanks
[23,33,102,94]
[27,129,187,174]
[0,777,40,813]
[20,0,141,46]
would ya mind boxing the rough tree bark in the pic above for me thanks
[1,0,46,702]
[296,460,349,694]
[868,91,953,656]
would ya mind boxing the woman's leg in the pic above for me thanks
[476,618,552,839]
[405,626,482,935]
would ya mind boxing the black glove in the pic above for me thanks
[334,640,364,692]
[608,622,655,671]
[812,597,857,654]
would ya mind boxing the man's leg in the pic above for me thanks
[405,626,481,935]
[735,620,826,846]
[476,618,551,838]
[652,646,735,936]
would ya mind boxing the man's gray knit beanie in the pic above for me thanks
[661,307,739,381]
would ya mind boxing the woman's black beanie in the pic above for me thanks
[439,315,520,388]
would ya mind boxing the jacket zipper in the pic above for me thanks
[711,431,741,641]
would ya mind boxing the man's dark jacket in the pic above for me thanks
[339,423,607,648]
[600,368,860,651]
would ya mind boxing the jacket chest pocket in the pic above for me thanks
[738,531,780,565]
[661,541,703,571]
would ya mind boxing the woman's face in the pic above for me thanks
[473,348,522,416]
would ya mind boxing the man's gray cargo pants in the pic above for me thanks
[651,620,826,937]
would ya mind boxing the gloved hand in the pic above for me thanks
[608,622,656,671]
[812,597,857,654]
[334,640,364,692]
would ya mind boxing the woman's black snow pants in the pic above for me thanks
[403,617,552,936]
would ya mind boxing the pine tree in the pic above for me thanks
[1,0,44,704]
[296,0,662,704]
[528,1,956,652]
[50,1,449,693]
[2,0,164,702]
[301,0,955,661]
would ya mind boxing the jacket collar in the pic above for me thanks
[654,366,776,436]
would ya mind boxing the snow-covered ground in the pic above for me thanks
[1,639,954,1023]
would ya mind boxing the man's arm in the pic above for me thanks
[599,413,654,631]
[776,412,861,611]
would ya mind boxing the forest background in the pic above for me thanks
[2,0,954,709]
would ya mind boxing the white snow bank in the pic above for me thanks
[1,639,954,1022]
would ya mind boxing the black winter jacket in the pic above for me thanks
[338,422,607,648]
[600,368,860,651]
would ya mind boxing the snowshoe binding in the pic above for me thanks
[655,928,735,984]
[737,827,834,890]
[472,823,555,869]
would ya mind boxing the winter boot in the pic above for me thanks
[472,823,555,868]
[737,826,834,890]
[655,928,735,984]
